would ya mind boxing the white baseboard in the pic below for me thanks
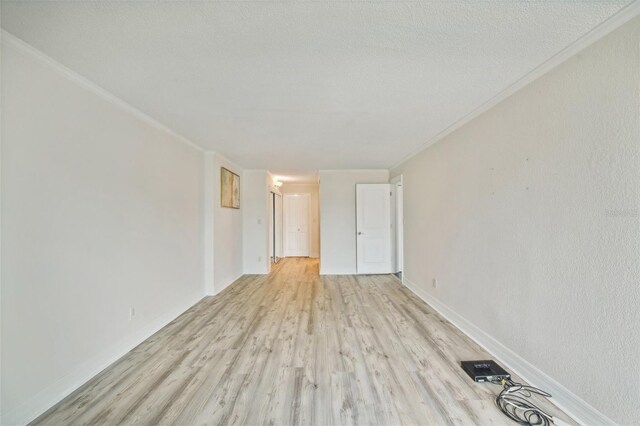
[402,277,616,426]
[213,272,245,295]
[4,294,204,426]
[319,267,356,275]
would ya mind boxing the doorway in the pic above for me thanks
[284,193,311,257]
[355,179,403,275]
[356,183,393,274]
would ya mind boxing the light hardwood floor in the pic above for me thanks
[34,258,572,425]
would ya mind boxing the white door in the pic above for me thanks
[284,193,310,257]
[356,184,393,274]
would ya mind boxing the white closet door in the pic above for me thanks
[284,194,310,257]
[356,184,392,274]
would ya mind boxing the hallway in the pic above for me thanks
[34,258,568,425]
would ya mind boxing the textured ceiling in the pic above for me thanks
[1,1,630,170]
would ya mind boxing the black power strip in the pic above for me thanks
[460,359,564,426]
[460,359,510,383]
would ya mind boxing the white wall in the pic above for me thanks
[319,170,389,274]
[280,183,320,258]
[0,22,4,426]
[242,170,271,274]
[391,17,639,425]
[204,153,244,294]
[1,37,205,424]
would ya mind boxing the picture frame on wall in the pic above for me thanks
[221,167,240,209]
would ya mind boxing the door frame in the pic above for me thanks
[269,192,274,262]
[356,183,393,274]
[270,192,283,263]
[390,175,403,275]
[283,193,311,257]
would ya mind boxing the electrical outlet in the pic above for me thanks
[432,279,438,289]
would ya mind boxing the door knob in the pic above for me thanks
[358,232,362,235]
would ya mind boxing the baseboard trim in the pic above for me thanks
[4,294,204,426]
[213,272,245,295]
[402,277,616,426]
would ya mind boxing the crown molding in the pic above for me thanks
[391,0,640,170]
[208,151,246,172]
[2,30,205,153]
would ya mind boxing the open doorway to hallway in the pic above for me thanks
[270,171,321,262]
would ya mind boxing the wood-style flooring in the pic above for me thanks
[33,258,572,425]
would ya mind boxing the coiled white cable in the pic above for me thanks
[491,378,567,426]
